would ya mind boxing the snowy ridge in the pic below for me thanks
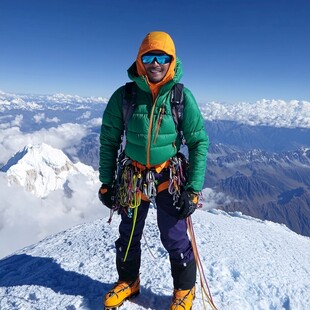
[0,91,108,107]
[1,90,309,128]
[1,143,97,198]
[0,208,309,310]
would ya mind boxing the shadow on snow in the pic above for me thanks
[0,253,170,310]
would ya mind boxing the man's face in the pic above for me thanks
[142,51,171,83]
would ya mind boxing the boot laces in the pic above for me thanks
[108,280,134,297]
[172,288,193,308]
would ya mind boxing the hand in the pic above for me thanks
[177,190,198,219]
[98,184,115,209]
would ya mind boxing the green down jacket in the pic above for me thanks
[99,58,209,192]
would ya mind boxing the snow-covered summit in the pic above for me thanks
[0,209,309,310]
[1,143,97,197]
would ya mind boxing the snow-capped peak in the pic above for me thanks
[1,143,97,198]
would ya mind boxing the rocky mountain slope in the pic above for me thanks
[205,144,310,236]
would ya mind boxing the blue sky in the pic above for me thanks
[0,0,309,103]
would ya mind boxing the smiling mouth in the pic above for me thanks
[149,68,161,74]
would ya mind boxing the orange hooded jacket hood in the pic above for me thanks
[136,31,176,98]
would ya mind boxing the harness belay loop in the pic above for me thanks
[113,151,188,213]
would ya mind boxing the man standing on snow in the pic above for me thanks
[98,31,208,310]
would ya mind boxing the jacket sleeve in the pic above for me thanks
[182,88,209,192]
[99,86,124,185]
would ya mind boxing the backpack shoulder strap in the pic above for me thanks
[171,83,184,105]
[123,82,136,132]
[123,82,185,141]
[170,83,185,141]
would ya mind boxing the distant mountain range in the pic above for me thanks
[205,120,310,152]
[76,136,310,236]
[76,120,310,169]
[2,139,309,237]
[205,144,310,236]
[1,90,309,130]
[1,90,310,237]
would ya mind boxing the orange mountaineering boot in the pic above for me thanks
[104,277,140,309]
[170,286,195,310]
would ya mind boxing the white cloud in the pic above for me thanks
[77,111,91,120]
[0,172,107,259]
[33,113,60,124]
[0,123,89,165]
[86,117,102,127]
[201,187,234,209]
[33,113,45,123]
[0,114,24,129]
[46,116,60,123]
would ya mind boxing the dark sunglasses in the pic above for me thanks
[141,53,172,64]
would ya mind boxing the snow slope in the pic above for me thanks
[0,208,309,310]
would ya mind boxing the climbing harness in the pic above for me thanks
[187,216,218,310]
[112,152,187,213]
[110,152,188,261]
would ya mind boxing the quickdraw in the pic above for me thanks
[168,153,188,205]
[144,171,157,205]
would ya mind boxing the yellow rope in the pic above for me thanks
[123,206,138,262]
